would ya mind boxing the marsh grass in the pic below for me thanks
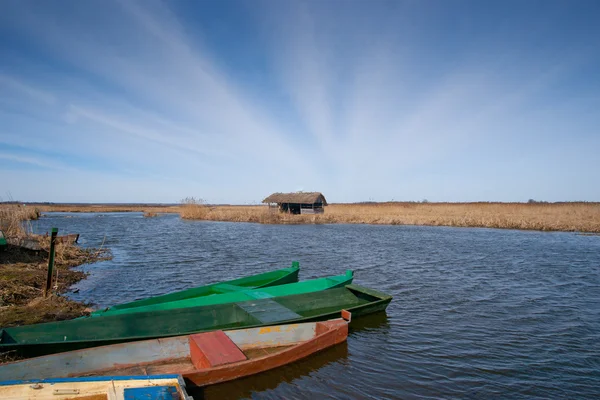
[16,201,600,232]
[0,242,111,328]
[0,206,112,329]
[0,204,40,238]
[178,202,600,233]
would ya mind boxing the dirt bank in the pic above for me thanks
[0,241,111,328]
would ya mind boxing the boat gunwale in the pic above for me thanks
[0,375,193,400]
[183,316,349,386]
[106,264,300,311]
[0,374,183,386]
[92,270,353,318]
[0,318,349,384]
[0,284,391,350]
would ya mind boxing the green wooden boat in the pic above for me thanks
[91,270,354,318]
[0,284,391,358]
[102,262,301,312]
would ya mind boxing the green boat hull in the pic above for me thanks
[103,263,301,313]
[0,284,391,358]
[91,270,354,318]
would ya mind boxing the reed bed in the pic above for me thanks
[179,202,600,233]
[0,204,40,238]
[0,205,112,328]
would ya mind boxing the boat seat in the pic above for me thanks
[124,385,180,400]
[189,331,247,369]
[212,283,245,293]
[237,299,302,324]
[245,291,273,300]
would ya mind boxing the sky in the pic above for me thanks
[1,0,599,204]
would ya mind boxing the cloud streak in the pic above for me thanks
[1,0,599,202]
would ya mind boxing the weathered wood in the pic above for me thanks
[0,315,352,388]
[6,237,41,251]
[56,233,79,244]
[300,208,324,214]
[44,228,58,298]
[0,375,191,400]
[189,331,246,368]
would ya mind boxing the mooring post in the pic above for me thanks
[44,227,58,298]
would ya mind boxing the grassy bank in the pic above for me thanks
[22,201,600,232]
[0,239,111,329]
[0,205,112,331]
[180,202,600,233]
[0,204,40,237]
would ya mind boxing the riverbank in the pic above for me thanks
[0,238,111,329]
[25,202,600,233]
[179,202,600,233]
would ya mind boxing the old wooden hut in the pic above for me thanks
[263,192,328,215]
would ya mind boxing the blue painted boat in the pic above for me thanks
[0,374,192,399]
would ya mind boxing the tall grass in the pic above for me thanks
[177,202,600,233]
[179,197,210,219]
[0,204,40,238]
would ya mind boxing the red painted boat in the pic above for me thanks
[0,311,351,387]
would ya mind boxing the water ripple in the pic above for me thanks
[32,213,600,399]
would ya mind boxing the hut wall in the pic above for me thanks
[275,201,325,215]
[300,207,324,214]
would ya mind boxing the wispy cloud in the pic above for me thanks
[0,153,66,170]
[0,0,598,202]
[0,74,57,105]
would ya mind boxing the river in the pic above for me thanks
[32,212,600,399]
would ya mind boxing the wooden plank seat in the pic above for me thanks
[124,385,180,400]
[189,331,247,369]
[237,299,302,324]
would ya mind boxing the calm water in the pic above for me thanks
[32,213,600,399]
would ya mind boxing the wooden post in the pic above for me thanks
[44,227,58,298]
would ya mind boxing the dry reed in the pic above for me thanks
[179,202,600,233]
[0,240,111,328]
[0,206,112,328]
[0,204,39,238]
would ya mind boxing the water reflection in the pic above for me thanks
[348,312,390,334]
[194,342,349,400]
[191,313,389,399]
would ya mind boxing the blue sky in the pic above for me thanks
[1,0,599,203]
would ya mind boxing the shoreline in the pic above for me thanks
[30,202,600,233]
[0,238,111,330]
[179,202,600,233]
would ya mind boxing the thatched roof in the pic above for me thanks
[262,192,328,205]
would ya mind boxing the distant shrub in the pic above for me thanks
[180,197,209,219]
